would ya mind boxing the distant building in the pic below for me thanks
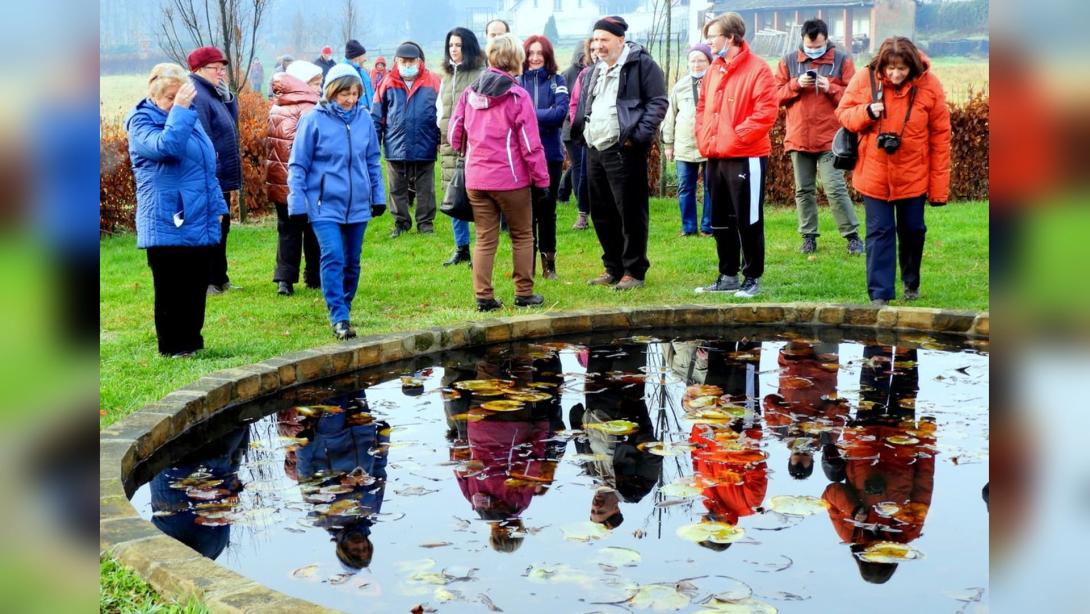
[455,0,695,44]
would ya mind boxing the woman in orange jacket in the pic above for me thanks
[835,37,951,305]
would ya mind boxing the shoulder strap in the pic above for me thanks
[831,49,846,79]
[785,52,801,78]
[898,86,918,136]
[868,68,879,103]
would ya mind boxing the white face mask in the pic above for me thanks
[692,70,706,79]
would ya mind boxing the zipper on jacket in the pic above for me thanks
[318,174,326,208]
[505,129,518,182]
[343,116,354,224]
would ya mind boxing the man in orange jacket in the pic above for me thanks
[775,19,863,256]
[694,13,778,298]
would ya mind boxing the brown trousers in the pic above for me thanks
[468,188,535,300]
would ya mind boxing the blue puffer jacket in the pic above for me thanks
[126,99,228,248]
[287,101,386,224]
[341,59,376,111]
[190,74,241,191]
[517,68,569,162]
[371,66,441,162]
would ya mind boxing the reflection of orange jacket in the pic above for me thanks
[776,45,855,152]
[695,41,778,159]
[836,57,951,202]
[689,424,767,524]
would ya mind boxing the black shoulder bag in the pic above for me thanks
[440,129,473,222]
[831,69,879,171]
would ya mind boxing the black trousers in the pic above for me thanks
[707,157,767,279]
[531,159,564,254]
[273,202,320,286]
[208,191,231,286]
[147,246,213,355]
[587,143,651,280]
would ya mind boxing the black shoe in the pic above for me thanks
[477,298,503,312]
[277,281,294,296]
[903,287,920,301]
[443,246,471,266]
[390,226,407,239]
[734,277,761,298]
[695,274,740,294]
[540,252,557,280]
[418,227,435,234]
[207,284,224,295]
[846,234,864,255]
[332,320,356,340]
[514,294,544,308]
[800,235,817,254]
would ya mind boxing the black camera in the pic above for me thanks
[876,132,901,154]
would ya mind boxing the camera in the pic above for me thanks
[876,132,901,154]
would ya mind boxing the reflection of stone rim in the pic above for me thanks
[100,305,987,610]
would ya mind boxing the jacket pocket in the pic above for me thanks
[317,173,327,209]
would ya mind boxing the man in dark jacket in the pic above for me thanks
[571,16,667,291]
[188,46,241,294]
[372,42,441,237]
[315,45,337,77]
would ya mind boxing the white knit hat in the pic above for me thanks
[286,60,323,85]
[323,63,362,90]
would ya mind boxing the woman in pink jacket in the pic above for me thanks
[450,33,550,312]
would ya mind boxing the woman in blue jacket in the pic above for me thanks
[288,64,386,340]
[518,35,569,279]
[127,63,229,357]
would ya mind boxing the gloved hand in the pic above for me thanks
[371,203,386,217]
[929,201,946,207]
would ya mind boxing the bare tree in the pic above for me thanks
[157,0,271,222]
[342,0,356,43]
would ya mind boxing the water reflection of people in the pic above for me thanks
[279,391,389,571]
[687,341,766,551]
[149,425,249,559]
[571,342,663,528]
[762,341,849,480]
[822,345,935,583]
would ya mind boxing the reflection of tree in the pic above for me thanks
[149,426,249,559]
[821,345,936,584]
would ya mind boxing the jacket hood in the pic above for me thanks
[271,73,319,105]
[569,48,585,68]
[622,41,650,65]
[126,98,167,131]
[468,67,516,109]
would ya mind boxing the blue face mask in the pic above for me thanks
[400,63,419,79]
[804,45,827,59]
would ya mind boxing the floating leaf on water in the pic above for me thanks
[856,541,924,563]
[561,521,611,542]
[627,583,692,610]
[325,499,365,516]
[676,522,745,544]
[420,541,453,549]
[585,420,640,436]
[291,563,320,579]
[886,435,920,446]
[892,502,929,524]
[478,593,503,612]
[434,587,461,602]
[319,485,353,495]
[697,597,778,613]
[686,396,721,410]
[480,400,526,412]
[595,546,642,568]
[193,514,232,527]
[442,566,477,582]
[345,412,374,426]
[660,479,703,498]
[328,572,354,585]
[400,376,424,387]
[767,495,828,517]
[454,379,515,391]
[186,487,231,501]
[874,502,901,517]
[779,376,814,390]
[450,412,486,423]
[343,467,377,486]
[529,381,558,389]
[279,436,310,446]
[304,492,337,504]
[626,335,660,344]
[395,486,439,497]
[638,441,696,456]
[702,575,753,603]
[505,391,553,403]
[169,476,223,491]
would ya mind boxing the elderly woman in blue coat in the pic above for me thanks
[126,63,228,356]
[288,64,387,340]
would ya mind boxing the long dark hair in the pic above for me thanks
[869,36,927,83]
[443,27,483,75]
[522,34,559,75]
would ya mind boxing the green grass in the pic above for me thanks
[100,557,207,613]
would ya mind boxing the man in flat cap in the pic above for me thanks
[571,16,668,291]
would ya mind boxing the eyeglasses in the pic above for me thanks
[705,33,725,43]
[201,65,228,73]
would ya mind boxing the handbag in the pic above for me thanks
[440,131,473,222]
[832,69,879,171]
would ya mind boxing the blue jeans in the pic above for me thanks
[310,221,368,324]
[676,160,712,234]
[452,218,471,248]
[864,195,926,300]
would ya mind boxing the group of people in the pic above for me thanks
[127,12,952,354]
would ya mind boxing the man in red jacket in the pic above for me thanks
[776,19,863,256]
[694,13,778,298]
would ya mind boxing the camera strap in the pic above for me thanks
[877,77,918,137]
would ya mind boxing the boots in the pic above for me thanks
[443,245,471,266]
[572,212,589,230]
[541,252,558,280]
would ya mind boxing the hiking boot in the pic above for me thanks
[514,294,544,308]
[476,297,503,312]
[540,252,558,279]
[572,212,589,230]
[587,271,618,286]
[389,225,408,239]
[207,284,224,295]
[443,245,471,266]
[695,274,740,294]
[903,287,920,301]
[734,277,761,298]
[871,298,889,306]
[613,275,645,291]
[846,234,864,255]
[332,320,356,340]
[800,235,817,254]
[277,281,294,296]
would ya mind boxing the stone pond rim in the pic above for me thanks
[99,303,988,613]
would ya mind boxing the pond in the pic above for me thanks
[129,327,989,613]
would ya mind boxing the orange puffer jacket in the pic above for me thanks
[695,41,779,159]
[835,59,951,202]
[264,73,318,204]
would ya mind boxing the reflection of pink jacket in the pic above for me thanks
[456,418,551,516]
[449,67,549,192]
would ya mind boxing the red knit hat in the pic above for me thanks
[187,46,228,71]
[322,45,333,55]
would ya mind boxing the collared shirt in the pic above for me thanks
[585,44,631,150]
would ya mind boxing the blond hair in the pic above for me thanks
[486,33,525,76]
[703,12,747,44]
[147,63,188,98]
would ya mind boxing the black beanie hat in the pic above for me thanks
[345,39,366,59]
[593,15,628,37]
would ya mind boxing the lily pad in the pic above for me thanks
[505,391,553,403]
[767,495,828,516]
[856,541,924,563]
[480,399,526,412]
[659,479,704,498]
[291,563,320,579]
[561,521,611,542]
[595,546,642,568]
[697,597,778,613]
[627,583,692,610]
[585,420,640,436]
[638,441,696,456]
[886,435,920,446]
[676,522,745,544]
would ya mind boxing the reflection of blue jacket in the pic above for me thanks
[371,68,441,162]
[287,102,386,223]
[517,68,569,162]
[297,411,389,527]
[126,99,228,248]
[341,60,376,111]
[189,74,241,191]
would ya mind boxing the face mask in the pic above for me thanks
[804,45,827,59]
[400,63,419,79]
[692,70,706,79]
[717,47,728,58]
